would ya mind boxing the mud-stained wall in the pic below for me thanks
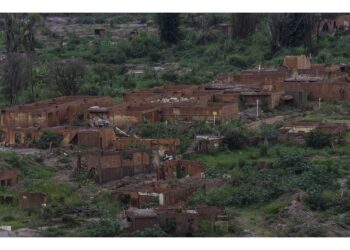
[0,169,18,187]
[284,82,350,100]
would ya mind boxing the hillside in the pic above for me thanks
[0,13,350,106]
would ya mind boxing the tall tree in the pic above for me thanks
[268,13,318,54]
[1,14,42,104]
[230,13,261,40]
[2,53,31,105]
[48,58,86,96]
[156,14,180,44]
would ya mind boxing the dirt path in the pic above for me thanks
[247,116,284,129]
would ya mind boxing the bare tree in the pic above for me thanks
[48,58,86,96]
[230,13,261,40]
[2,53,31,104]
[2,14,42,103]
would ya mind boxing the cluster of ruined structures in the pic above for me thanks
[1,55,350,235]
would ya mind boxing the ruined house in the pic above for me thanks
[84,149,154,183]
[278,121,348,143]
[0,96,116,147]
[157,160,207,180]
[114,137,180,156]
[0,96,114,128]
[76,127,117,149]
[318,15,350,33]
[19,192,47,209]
[0,168,18,187]
[125,208,158,232]
[125,206,227,236]
[112,177,223,208]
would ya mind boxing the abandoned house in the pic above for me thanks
[124,206,228,236]
[278,121,348,143]
[112,177,223,208]
[125,208,159,232]
[157,160,207,180]
[84,149,155,183]
[18,192,47,209]
[0,168,18,187]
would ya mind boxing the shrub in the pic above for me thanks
[259,140,269,157]
[132,226,168,237]
[279,217,326,237]
[219,121,252,150]
[37,131,63,149]
[265,202,285,215]
[307,190,340,210]
[82,219,120,237]
[161,71,178,82]
[259,123,279,140]
[274,151,308,174]
[305,130,332,148]
[226,54,249,68]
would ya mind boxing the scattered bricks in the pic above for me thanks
[0,168,18,187]
[19,192,47,209]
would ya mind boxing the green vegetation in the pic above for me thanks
[36,131,63,149]
[306,130,332,148]
[1,14,350,107]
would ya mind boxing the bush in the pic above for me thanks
[37,131,63,149]
[274,151,308,174]
[82,219,120,237]
[279,217,326,237]
[307,190,340,210]
[132,226,168,237]
[305,130,332,148]
[259,123,279,140]
[219,121,252,150]
[161,71,178,82]
[226,54,249,68]
[259,140,269,157]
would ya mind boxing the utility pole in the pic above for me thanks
[318,97,321,110]
[213,111,217,126]
[256,99,259,118]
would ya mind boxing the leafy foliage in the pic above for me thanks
[82,219,120,237]
[37,131,63,149]
[132,226,168,237]
[305,130,332,148]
